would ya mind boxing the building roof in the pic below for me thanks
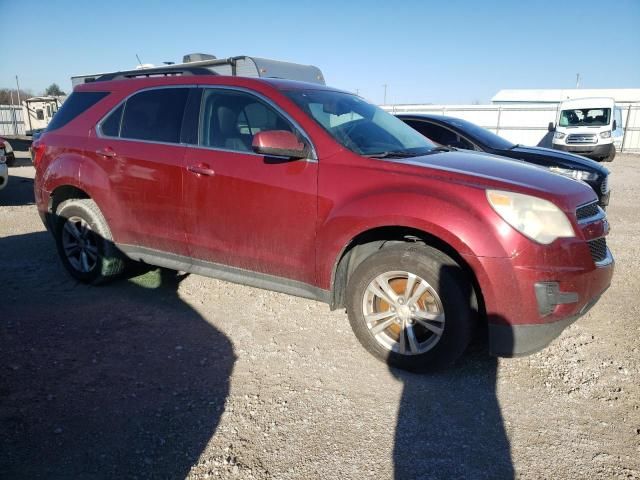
[491,88,640,104]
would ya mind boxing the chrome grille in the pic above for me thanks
[567,134,596,144]
[600,175,609,194]
[588,238,607,263]
[576,201,600,221]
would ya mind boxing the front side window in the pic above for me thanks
[615,108,623,131]
[559,108,611,127]
[120,88,189,143]
[286,90,436,156]
[199,89,296,152]
[404,120,475,150]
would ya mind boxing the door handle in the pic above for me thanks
[187,164,215,176]
[95,148,117,158]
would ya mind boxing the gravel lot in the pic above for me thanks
[1,151,639,479]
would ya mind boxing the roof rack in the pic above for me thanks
[72,55,325,87]
[94,66,217,82]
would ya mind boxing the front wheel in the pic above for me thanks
[602,148,616,162]
[54,198,126,284]
[346,244,475,371]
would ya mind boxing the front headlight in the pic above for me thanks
[549,166,598,182]
[554,132,566,140]
[486,190,575,244]
[600,130,611,138]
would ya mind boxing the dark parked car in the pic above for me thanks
[33,74,612,371]
[398,114,610,208]
[0,137,16,166]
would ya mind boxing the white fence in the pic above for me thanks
[0,105,26,136]
[382,103,640,153]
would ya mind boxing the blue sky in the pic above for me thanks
[1,0,639,104]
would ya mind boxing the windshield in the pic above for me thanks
[285,90,437,156]
[441,117,514,150]
[559,108,611,127]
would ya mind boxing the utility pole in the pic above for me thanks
[15,75,22,105]
[575,73,580,88]
[383,84,388,105]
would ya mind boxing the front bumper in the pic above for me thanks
[466,238,614,357]
[488,289,607,356]
[553,143,614,159]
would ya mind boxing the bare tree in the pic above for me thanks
[0,88,34,105]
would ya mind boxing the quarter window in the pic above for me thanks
[100,104,124,137]
[199,89,296,152]
[120,88,189,143]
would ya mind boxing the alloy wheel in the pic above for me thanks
[61,216,100,273]
[362,271,445,355]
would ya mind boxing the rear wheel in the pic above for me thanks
[54,199,125,284]
[346,243,475,371]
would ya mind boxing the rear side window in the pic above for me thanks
[47,91,109,132]
[120,88,189,143]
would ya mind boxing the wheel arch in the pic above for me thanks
[329,225,485,321]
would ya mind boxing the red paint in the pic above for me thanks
[35,75,613,332]
[251,130,306,156]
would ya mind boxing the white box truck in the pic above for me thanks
[550,97,623,162]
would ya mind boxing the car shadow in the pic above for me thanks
[0,173,35,206]
[0,230,236,479]
[8,156,33,168]
[391,264,514,479]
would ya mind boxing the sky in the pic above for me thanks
[1,0,639,105]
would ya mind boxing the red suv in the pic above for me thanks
[33,74,613,371]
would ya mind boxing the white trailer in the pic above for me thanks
[22,96,65,134]
[71,53,325,87]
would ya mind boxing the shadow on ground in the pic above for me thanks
[0,231,236,479]
[0,174,35,206]
[391,264,514,479]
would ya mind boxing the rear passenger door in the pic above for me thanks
[182,87,318,285]
[87,87,192,256]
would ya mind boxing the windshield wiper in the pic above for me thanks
[364,150,419,159]
[420,146,455,155]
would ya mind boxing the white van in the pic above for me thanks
[550,97,623,162]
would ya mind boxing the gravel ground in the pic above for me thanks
[1,151,639,479]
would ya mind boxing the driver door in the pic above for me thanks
[182,88,318,285]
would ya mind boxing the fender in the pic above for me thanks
[316,185,530,291]
[42,150,121,237]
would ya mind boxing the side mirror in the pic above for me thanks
[548,122,555,132]
[252,130,307,159]
[612,120,617,131]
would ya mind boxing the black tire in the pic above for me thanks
[4,152,16,167]
[346,243,475,372]
[603,149,615,162]
[54,198,125,284]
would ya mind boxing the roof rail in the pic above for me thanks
[94,66,216,82]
